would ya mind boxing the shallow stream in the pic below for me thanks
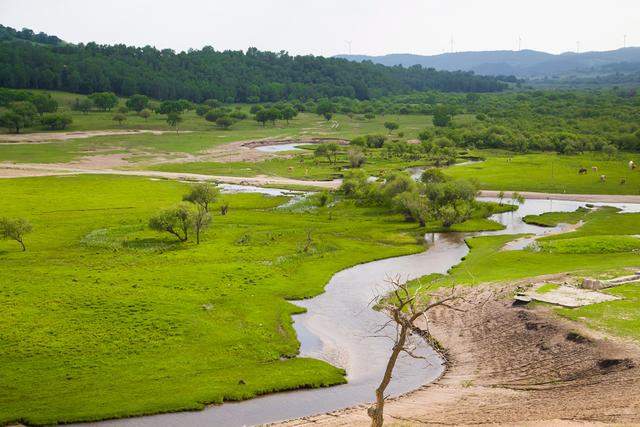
[91,197,640,427]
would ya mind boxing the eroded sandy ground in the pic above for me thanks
[0,162,340,188]
[0,129,186,144]
[276,280,640,426]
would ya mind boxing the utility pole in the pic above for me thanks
[345,40,352,55]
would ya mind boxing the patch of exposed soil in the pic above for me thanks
[480,190,640,204]
[64,153,132,169]
[0,129,187,144]
[276,282,640,426]
[202,137,348,163]
[0,162,341,188]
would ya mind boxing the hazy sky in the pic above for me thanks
[1,0,638,56]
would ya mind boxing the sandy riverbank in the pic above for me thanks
[275,280,640,426]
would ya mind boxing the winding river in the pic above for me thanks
[89,195,640,427]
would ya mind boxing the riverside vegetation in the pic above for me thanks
[1,35,640,425]
[0,172,509,425]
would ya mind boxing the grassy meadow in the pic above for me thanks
[414,206,640,341]
[2,89,640,424]
[0,173,509,424]
[446,151,640,195]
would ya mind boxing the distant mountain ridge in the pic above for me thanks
[336,48,640,78]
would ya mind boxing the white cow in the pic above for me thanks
[630,160,636,170]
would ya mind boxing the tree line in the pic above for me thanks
[0,25,508,104]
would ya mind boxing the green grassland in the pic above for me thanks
[446,151,640,195]
[415,206,640,342]
[0,111,460,165]
[0,174,506,425]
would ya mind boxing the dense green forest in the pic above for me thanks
[0,25,508,103]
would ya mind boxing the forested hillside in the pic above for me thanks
[0,25,507,103]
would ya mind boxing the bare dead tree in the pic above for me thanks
[367,276,463,427]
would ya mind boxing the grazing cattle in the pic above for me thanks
[592,166,598,172]
[578,167,588,175]
[621,177,627,185]
[630,160,637,170]
[600,175,607,183]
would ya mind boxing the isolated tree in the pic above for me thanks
[511,191,525,206]
[432,105,452,127]
[280,105,298,124]
[384,121,399,134]
[166,111,183,134]
[216,116,234,129]
[326,142,339,163]
[32,93,58,115]
[89,92,118,111]
[112,113,127,126]
[249,104,264,115]
[125,94,150,112]
[368,277,462,427]
[195,104,209,117]
[316,100,335,119]
[254,109,269,127]
[315,142,338,164]
[41,114,72,130]
[182,182,219,212]
[157,100,184,115]
[348,147,366,168]
[602,144,618,159]
[0,217,32,251]
[265,107,282,125]
[205,109,225,123]
[149,205,192,242]
[192,207,212,244]
[230,110,247,121]
[203,99,221,108]
[0,101,37,133]
[138,108,151,121]
[73,98,93,114]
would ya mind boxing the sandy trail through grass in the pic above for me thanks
[480,190,640,203]
[0,162,342,188]
[0,129,191,144]
[4,162,640,202]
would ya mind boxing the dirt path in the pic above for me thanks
[480,190,640,204]
[3,160,640,203]
[276,281,640,426]
[0,162,340,188]
[0,129,189,144]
